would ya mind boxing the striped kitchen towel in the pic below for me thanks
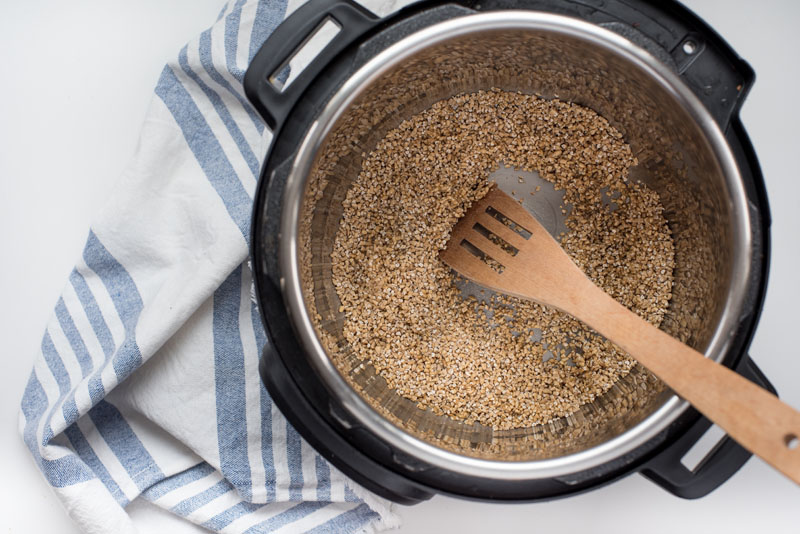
[18,0,407,532]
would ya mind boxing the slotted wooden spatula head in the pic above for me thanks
[440,184,589,315]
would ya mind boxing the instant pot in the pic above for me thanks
[243,0,774,503]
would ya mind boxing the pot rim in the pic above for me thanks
[277,11,752,480]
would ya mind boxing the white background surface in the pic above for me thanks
[1,1,798,533]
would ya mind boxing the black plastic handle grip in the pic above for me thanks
[640,355,776,499]
[243,0,380,130]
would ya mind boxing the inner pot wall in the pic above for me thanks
[294,16,743,462]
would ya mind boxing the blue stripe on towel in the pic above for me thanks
[217,0,232,21]
[223,0,265,132]
[260,386,277,503]
[82,231,143,381]
[64,424,128,506]
[40,332,70,443]
[88,400,164,491]
[249,0,288,65]
[225,0,249,82]
[315,456,331,502]
[172,479,233,517]
[40,329,81,443]
[202,500,265,531]
[180,40,261,178]
[344,486,359,502]
[286,419,304,500]
[69,268,116,358]
[213,266,253,499]
[21,373,94,487]
[252,300,277,503]
[154,66,252,241]
[54,298,93,377]
[41,332,70,396]
[142,463,217,502]
[68,268,114,403]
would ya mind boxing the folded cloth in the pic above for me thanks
[18,0,405,532]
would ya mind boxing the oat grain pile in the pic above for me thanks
[331,89,675,430]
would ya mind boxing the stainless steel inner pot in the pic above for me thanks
[279,12,751,480]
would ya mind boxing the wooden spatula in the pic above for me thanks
[440,185,800,485]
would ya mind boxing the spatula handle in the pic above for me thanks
[573,280,800,485]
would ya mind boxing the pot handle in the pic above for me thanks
[243,0,380,130]
[640,355,776,498]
